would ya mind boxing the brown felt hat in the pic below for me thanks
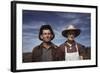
[62,25,81,37]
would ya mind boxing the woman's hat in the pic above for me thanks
[62,25,81,37]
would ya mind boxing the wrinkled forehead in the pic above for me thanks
[67,31,76,35]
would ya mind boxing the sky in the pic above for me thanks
[22,10,91,53]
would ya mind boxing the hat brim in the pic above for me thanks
[62,29,81,37]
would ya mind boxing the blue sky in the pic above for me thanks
[22,10,91,53]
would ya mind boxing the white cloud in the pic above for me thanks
[23,21,46,30]
[55,13,80,19]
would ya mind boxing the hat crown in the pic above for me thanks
[67,25,77,30]
[62,24,81,37]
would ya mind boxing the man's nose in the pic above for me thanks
[46,34,50,36]
[70,34,75,37]
[70,34,73,36]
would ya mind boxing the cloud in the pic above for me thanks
[65,18,85,26]
[55,13,80,19]
[22,37,42,53]
[23,21,48,40]
[55,12,90,19]
[23,21,46,30]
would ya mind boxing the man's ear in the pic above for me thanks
[51,34,54,40]
[40,35,43,40]
[51,35,53,38]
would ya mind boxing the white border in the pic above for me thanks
[16,3,96,70]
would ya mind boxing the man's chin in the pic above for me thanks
[43,41,51,43]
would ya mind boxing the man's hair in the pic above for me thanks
[39,25,55,40]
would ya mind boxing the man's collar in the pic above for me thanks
[65,40,76,45]
[39,42,57,49]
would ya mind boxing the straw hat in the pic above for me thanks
[62,25,81,37]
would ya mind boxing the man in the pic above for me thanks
[32,25,58,62]
[57,25,88,61]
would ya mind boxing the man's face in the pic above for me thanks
[40,29,53,42]
[67,32,75,41]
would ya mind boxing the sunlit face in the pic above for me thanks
[40,29,53,42]
[67,32,75,41]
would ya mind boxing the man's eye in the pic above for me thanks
[42,33,46,35]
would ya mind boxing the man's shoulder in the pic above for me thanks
[33,45,40,49]
[51,43,58,48]
[32,45,41,52]
[59,42,66,47]
[76,43,86,53]
[58,43,66,50]
[77,43,85,48]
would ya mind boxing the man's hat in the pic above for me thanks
[62,25,81,37]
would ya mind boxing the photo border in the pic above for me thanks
[11,1,98,72]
